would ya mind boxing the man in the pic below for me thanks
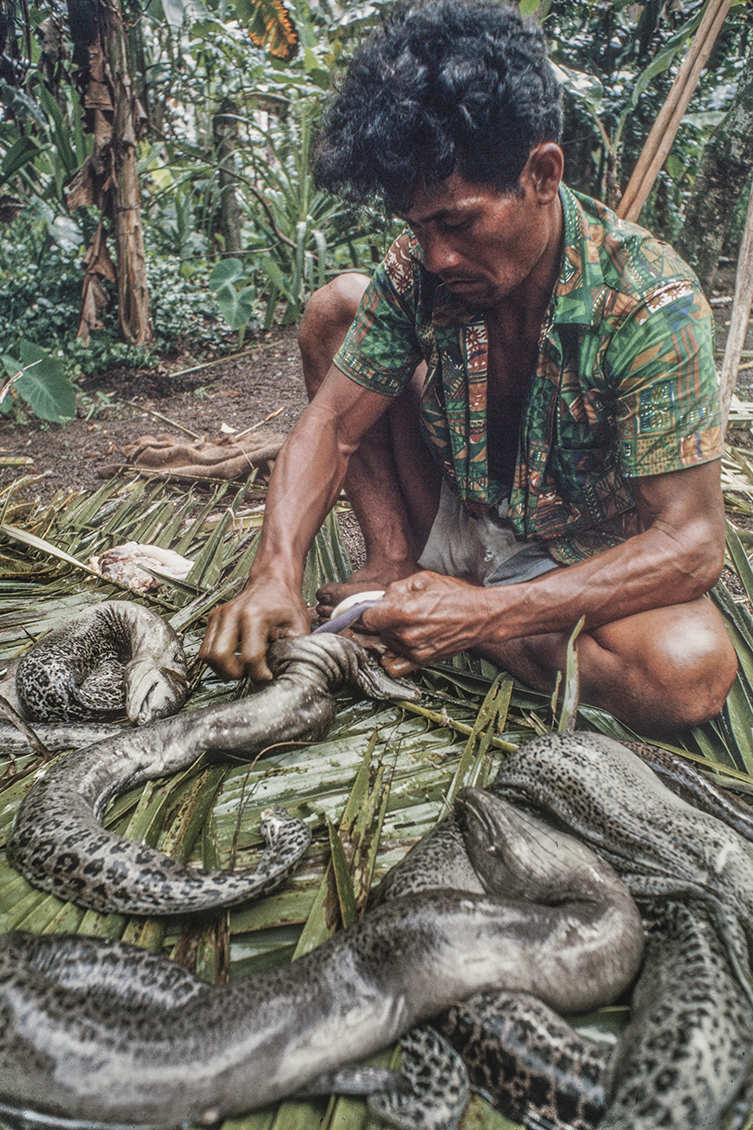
[201,0,737,734]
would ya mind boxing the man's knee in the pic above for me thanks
[650,619,737,728]
[594,603,738,730]
[298,273,369,399]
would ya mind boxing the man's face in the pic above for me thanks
[399,167,559,310]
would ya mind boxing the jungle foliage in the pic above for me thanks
[0,0,749,421]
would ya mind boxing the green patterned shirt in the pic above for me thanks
[334,184,722,564]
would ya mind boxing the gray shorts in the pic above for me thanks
[417,480,559,586]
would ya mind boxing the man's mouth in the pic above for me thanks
[444,276,482,291]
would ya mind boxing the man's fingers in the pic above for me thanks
[199,586,312,683]
[360,603,395,632]
[239,617,276,682]
[199,609,247,680]
[381,650,420,677]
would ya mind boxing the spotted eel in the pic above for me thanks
[6,633,418,915]
[377,734,753,1130]
[0,790,642,1128]
[0,600,188,748]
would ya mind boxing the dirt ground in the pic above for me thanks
[0,325,309,505]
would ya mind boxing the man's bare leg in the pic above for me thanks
[299,274,442,615]
[476,595,737,733]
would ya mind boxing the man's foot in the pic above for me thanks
[316,561,418,619]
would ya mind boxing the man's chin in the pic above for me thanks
[458,292,501,312]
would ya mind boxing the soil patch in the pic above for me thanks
[0,325,308,505]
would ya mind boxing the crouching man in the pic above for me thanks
[201,0,737,734]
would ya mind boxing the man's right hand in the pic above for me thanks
[199,579,311,683]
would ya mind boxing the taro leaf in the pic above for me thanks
[4,342,76,423]
[208,261,255,332]
[209,258,245,290]
[216,284,257,333]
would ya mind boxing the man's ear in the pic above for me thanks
[524,142,564,204]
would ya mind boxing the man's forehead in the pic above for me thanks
[400,173,512,223]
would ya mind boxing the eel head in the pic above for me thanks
[125,653,189,724]
[455,787,622,904]
[267,634,420,702]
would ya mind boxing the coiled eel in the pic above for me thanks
[7,633,416,915]
[377,734,753,1130]
[0,789,642,1128]
[0,601,188,738]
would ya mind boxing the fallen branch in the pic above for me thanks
[126,400,202,440]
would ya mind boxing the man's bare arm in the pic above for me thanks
[362,459,725,664]
[199,365,393,681]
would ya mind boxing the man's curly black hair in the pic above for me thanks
[314,0,562,214]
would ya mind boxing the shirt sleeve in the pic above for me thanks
[333,232,424,397]
[609,281,723,477]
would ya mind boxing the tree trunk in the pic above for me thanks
[102,0,151,345]
[65,0,152,346]
[213,98,244,256]
[676,62,753,291]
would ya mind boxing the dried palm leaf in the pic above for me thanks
[1,469,753,1130]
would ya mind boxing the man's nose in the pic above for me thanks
[420,234,461,276]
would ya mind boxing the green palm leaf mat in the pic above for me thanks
[1,475,752,1130]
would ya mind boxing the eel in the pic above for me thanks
[7,633,417,916]
[438,898,753,1130]
[376,734,753,1130]
[0,601,188,748]
[0,792,643,1129]
[490,733,753,1010]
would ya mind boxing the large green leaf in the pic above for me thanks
[209,259,246,289]
[3,342,76,423]
[0,136,40,186]
[215,284,257,332]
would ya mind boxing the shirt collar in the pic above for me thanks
[550,183,606,328]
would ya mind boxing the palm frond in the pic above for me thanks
[2,466,753,1130]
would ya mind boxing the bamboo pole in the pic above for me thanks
[721,176,753,432]
[617,0,733,223]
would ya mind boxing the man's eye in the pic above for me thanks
[442,219,471,232]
